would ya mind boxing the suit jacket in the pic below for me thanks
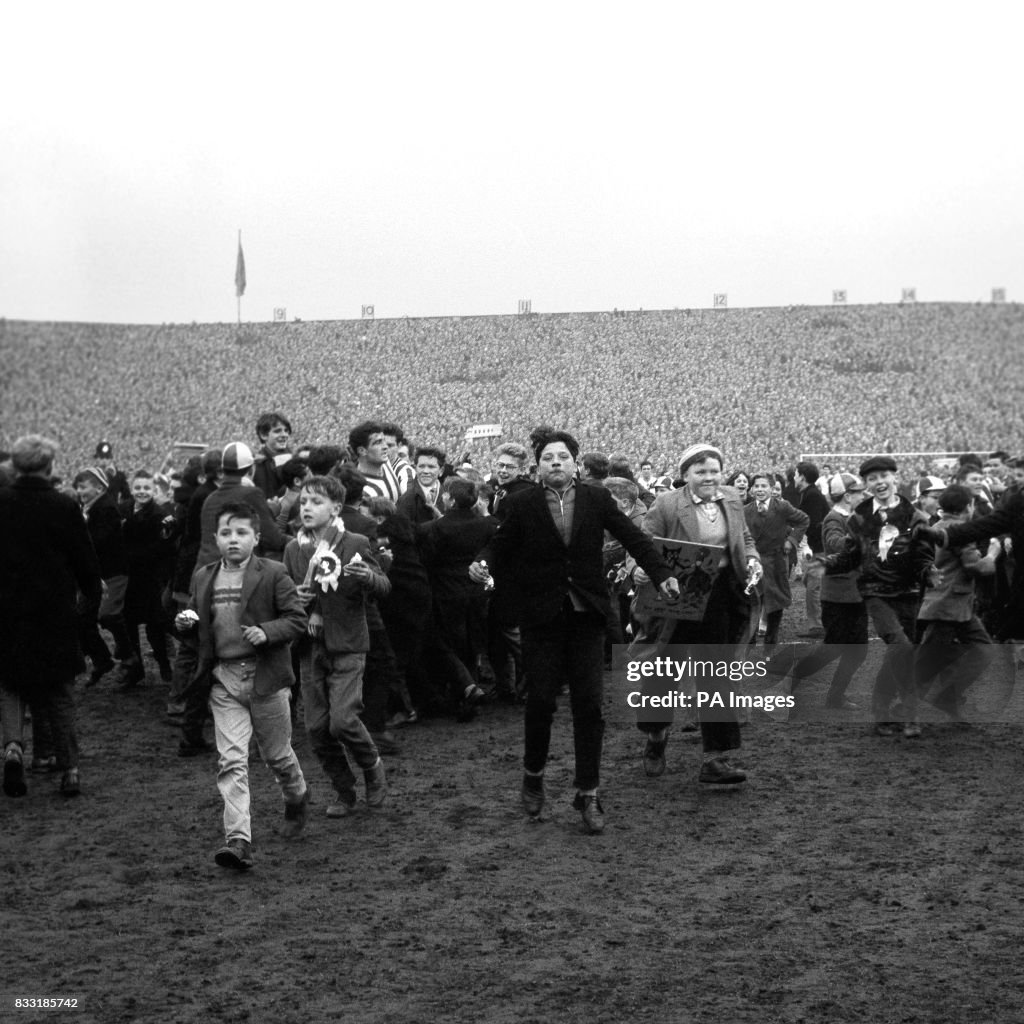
[84,491,128,578]
[189,556,307,695]
[642,485,758,579]
[918,523,995,622]
[419,507,497,604]
[397,484,442,525]
[0,476,103,694]
[744,497,809,613]
[479,482,671,629]
[196,480,287,568]
[797,485,831,552]
[283,531,389,653]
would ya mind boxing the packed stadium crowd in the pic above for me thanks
[1,301,1022,859]
[2,301,1023,476]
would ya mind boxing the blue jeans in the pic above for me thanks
[522,608,605,791]
[303,646,379,799]
[209,661,306,843]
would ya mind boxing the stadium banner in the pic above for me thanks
[465,423,502,441]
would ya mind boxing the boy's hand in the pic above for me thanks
[242,625,268,646]
[296,583,317,606]
[308,611,324,638]
[175,609,199,632]
[343,560,372,583]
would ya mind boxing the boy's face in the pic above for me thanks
[132,477,155,506]
[865,470,897,504]
[298,488,339,531]
[683,457,723,500]
[536,443,575,490]
[216,515,259,565]
[416,456,441,489]
[749,478,771,502]
[493,455,522,486]
[75,478,103,505]
[261,422,292,453]
[919,492,941,515]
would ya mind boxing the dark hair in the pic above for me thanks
[608,456,635,480]
[131,469,154,482]
[530,425,580,463]
[796,461,819,485]
[604,476,639,505]
[989,450,1010,463]
[958,452,982,469]
[348,420,386,455]
[301,474,345,504]
[938,484,973,514]
[582,452,610,479]
[726,470,750,488]
[748,472,773,487]
[444,476,478,509]
[216,501,260,531]
[954,464,984,483]
[306,445,345,476]
[201,448,222,481]
[279,457,309,489]
[330,463,369,504]
[380,422,406,444]
[414,445,447,466]
[256,412,292,440]
[366,496,397,518]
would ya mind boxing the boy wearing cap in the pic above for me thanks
[819,455,933,737]
[195,442,287,568]
[914,476,946,524]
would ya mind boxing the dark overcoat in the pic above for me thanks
[0,476,102,695]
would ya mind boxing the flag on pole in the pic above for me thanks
[235,235,247,298]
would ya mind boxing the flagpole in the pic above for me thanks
[237,229,242,327]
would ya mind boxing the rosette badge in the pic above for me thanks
[314,550,343,592]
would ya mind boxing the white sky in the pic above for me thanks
[2,1,1021,324]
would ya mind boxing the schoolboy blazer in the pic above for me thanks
[190,556,307,695]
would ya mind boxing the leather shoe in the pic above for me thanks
[642,728,669,777]
[3,744,27,798]
[698,756,747,785]
[521,774,545,817]
[59,768,81,797]
[281,790,309,838]
[215,838,254,870]
[364,761,388,809]
[88,660,115,686]
[573,792,605,834]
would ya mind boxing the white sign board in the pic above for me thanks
[465,423,503,441]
